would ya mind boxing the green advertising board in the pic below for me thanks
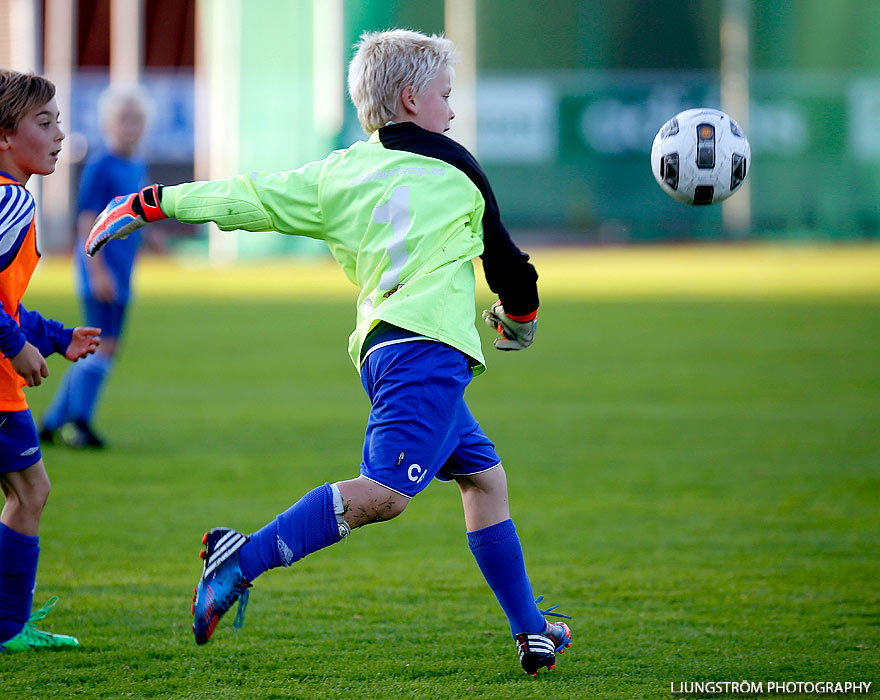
[184,0,880,254]
[477,69,880,240]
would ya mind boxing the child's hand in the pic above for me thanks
[10,341,49,386]
[65,327,101,361]
[86,184,166,256]
[482,301,536,351]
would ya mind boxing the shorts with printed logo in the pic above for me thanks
[359,339,501,498]
[0,409,42,472]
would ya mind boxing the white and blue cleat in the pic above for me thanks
[192,527,251,645]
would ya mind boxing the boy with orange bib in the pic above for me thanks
[0,70,100,652]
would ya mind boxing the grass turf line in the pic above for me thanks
[1,245,877,699]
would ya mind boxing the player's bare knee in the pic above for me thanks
[349,494,407,527]
[0,468,50,516]
[22,477,50,515]
[335,477,409,529]
[383,496,408,520]
[2,488,48,520]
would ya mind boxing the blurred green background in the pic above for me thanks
[34,0,880,258]
[338,0,880,241]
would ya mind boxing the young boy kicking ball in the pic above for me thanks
[86,30,571,676]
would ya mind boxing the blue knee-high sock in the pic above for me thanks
[238,483,341,583]
[0,523,39,643]
[68,353,112,424]
[41,366,76,430]
[467,519,546,636]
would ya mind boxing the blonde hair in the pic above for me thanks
[348,29,458,134]
[0,70,56,134]
[98,83,152,130]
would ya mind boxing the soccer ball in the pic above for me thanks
[650,108,750,205]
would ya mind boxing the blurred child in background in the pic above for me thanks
[40,85,150,448]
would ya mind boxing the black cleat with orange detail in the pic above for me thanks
[516,620,572,677]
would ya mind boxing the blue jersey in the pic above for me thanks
[75,150,147,303]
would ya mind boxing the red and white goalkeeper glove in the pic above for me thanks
[86,184,166,256]
[482,301,536,351]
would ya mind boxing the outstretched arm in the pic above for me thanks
[86,184,167,256]
[87,167,327,258]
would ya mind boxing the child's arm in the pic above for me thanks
[415,138,538,350]
[86,166,325,257]
[471,166,539,351]
[479,225,539,351]
[479,201,539,324]
[18,305,100,361]
[0,302,48,386]
[0,301,27,361]
[0,303,98,386]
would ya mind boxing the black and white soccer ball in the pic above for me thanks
[651,108,750,205]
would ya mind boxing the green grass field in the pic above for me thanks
[2,245,879,699]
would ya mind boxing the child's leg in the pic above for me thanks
[0,461,48,642]
[238,478,408,582]
[237,482,340,582]
[40,368,74,430]
[242,337,462,582]
[67,348,114,425]
[67,299,125,428]
[0,459,49,536]
[195,477,410,644]
[458,466,547,636]
[42,352,112,429]
[195,340,456,643]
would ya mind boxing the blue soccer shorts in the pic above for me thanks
[0,409,42,473]
[359,339,501,498]
[81,297,128,339]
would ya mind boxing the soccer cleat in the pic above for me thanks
[516,620,572,677]
[37,424,57,445]
[59,420,105,449]
[515,596,572,677]
[192,528,251,645]
[0,597,79,652]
